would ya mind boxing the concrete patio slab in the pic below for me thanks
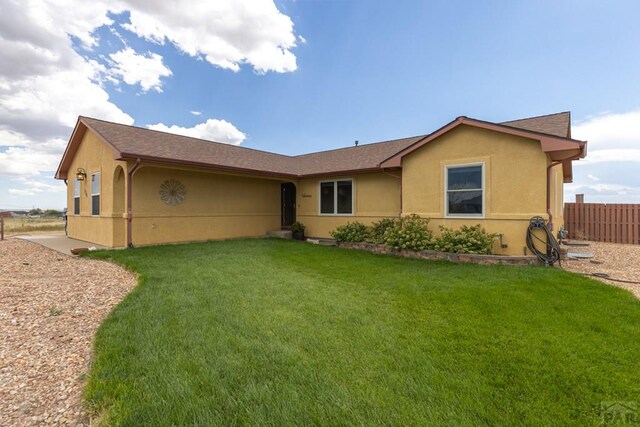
[14,234,109,255]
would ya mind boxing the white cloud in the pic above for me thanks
[0,0,134,161]
[121,0,298,73]
[190,110,202,116]
[108,47,172,92]
[0,0,296,208]
[573,110,640,163]
[0,144,63,176]
[567,109,640,203]
[8,176,66,196]
[298,35,307,44]
[0,130,29,147]
[577,149,640,165]
[573,110,640,150]
[147,119,246,145]
[7,188,40,196]
[565,182,640,203]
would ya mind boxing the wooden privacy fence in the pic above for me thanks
[564,202,640,244]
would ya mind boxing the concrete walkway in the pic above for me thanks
[14,234,108,255]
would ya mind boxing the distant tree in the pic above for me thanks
[28,208,43,216]
[44,209,62,217]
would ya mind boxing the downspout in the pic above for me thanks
[126,158,142,247]
[382,168,402,218]
[546,152,583,231]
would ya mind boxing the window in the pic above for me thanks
[73,179,80,215]
[319,179,353,215]
[91,172,100,216]
[446,164,483,216]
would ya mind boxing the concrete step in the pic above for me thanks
[267,230,292,239]
[306,238,336,246]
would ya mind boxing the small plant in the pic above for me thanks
[366,218,400,244]
[331,221,369,243]
[49,305,63,316]
[291,222,306,240]
[432,224,497,254]
[290,222,306,232]
[384,214,433,251]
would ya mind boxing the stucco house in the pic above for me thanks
[55,112,586,255]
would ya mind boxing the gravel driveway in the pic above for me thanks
[0,239,136,426]
[562,241,640,299]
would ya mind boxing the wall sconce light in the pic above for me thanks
[76,168,87,181]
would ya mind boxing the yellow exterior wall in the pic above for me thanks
[66,130,127,247]
[401,125,550,255]
[66,126,565,255]
[297,172,401,238]
[130,165,281,246]
[549,162,564,230]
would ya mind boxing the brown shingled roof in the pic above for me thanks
[294,135,423,176]
[55,116,423,179]
[501,111,571,138]
[81,116,296,177]
[55,112,585,181]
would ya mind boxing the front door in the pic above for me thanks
[281,183,296,228]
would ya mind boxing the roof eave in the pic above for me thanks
[379,116,587,168]
[54,117,124,180]
[54,117,85,180]
[117,153,299,180]
[298,167,382,178]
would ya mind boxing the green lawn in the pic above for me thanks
[85,239,640,426]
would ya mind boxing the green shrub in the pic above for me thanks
[290,221,306,232]
[366,218,400,244]
[432,225,497,254]
[384,214,433,251]
[331,221,369,243]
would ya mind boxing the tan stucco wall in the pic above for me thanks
[130,166,281,246]
[66,130,127,247]
[549,162,564,230]
[297,172,401,238]
[401,125,551,255]
[66,126,564,254]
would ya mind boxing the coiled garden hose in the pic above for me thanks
[526,216,561,266]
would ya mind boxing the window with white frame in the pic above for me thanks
[91,172,100,216]
[445,164,483,216]
[319,179,353,215]
[73,179,80,215]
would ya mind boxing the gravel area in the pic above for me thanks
[0,238,137,426]
[562,241,640,299]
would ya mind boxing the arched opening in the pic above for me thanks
[113,165,125,216]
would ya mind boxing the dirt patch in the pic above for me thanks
[2,217,65,238]
[0,238,136,426]
[562,241,640,299]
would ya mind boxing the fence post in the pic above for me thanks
[1,216,3,241]
[575,194,584,204]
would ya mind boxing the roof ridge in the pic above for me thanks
[293,134,426,158]
[81,115,424,159]
[500,111,570,123]
[79,116,294,160]
[467,117,581,142]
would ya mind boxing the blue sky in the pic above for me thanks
[1,0,640,209]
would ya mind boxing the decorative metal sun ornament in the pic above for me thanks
[159,179,186,206]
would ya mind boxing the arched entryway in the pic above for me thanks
[281,182,296,228]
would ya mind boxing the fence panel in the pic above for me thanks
[563,202,640,244]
